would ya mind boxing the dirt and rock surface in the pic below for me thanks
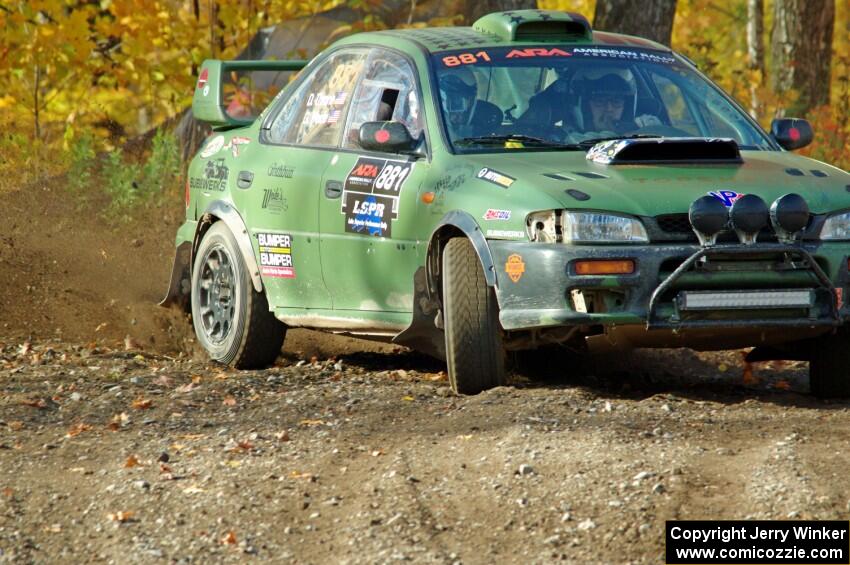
[3,178,850,563]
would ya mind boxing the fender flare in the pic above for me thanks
[198,201,263,293]
[426,210,497,295]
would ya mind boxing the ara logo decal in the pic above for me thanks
[708,190,744,207]
[506,47,572,58]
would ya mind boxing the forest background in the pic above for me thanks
[1,0,847,208]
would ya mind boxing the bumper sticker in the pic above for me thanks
[257,232,295,279]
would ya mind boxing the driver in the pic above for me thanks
[438,67,502,139]
[579,73,662,135]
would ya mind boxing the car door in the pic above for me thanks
[318,48,430,312]
[249,48,369,310]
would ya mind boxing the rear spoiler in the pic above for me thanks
[192,59,308,129]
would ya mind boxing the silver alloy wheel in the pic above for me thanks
[197,244,235,344]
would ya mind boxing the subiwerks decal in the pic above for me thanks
[477,167,516,188]
[341,157,414,237]
[257,232,295,278]
[189,158,228,191]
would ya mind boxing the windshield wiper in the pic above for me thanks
[577,134,663,147]
[454,135,581,149]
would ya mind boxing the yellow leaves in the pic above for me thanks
[124,455,141,468]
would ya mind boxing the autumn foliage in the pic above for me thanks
[1,0,848,191]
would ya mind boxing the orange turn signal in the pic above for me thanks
[421,191,435,204]
[574,259,635,276]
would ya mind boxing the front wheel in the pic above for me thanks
[809,326,850,398]
[191,222,286,368]
[442,238,506,394]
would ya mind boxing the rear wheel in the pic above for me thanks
[809,326,850,398]
[442,238,506,394]
[191,222,285,368]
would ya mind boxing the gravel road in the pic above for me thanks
[3,333,850,563]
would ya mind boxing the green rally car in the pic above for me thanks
[163,9,850,396]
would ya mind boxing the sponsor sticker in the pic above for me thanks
[189,158,228,192]
[267,163,294,179]
[505,254,526,283]
[708,190,744,207]
[341,156,414,237]
[224,136,251,158]
[261,188,287,213]
[257,232,295,279]
[196,68,208,90]
[483,209,511,221]
[477,167,516,189]
[486,229,525,239]
[200,135,225,159]
[506,47,572,58]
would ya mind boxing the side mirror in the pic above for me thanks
[359,121,419,154]
[771,118,813,151]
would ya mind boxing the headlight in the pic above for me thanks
[820,211,850,240]
[526,210,648,243]
[563,211,648,243]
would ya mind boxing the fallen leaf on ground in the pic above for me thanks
[131,397,153,410]
[222,395,237,406]
[221,531,237,545]
[43,524,62,533]
[107,511,134,522]
[108,412,130,431]
[275,431,290,442]
[175,383,195,394]
[153,375,172,387]
[20,398,46,409]
[8,421,24,431]
[66,423,92,438]
[402,395,414,401]
[299,419,324,427]
[371,449,385,457]
[124,455,140,468]
[183,485,205,494]
[742,362,758,385]
[2,488,12,497]
[289,471,313,480]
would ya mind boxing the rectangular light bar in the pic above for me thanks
[678,289,814,310]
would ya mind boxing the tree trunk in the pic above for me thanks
[462,0,537,25]
[770,0,835,116]
[746,0,765,119]
[593,0,677,46]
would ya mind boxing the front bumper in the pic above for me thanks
[488,240,850,332]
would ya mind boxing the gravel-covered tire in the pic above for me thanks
[191,222,285,369]
[442,238,506,394]
[809,326,850,398]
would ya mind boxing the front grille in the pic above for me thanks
[653,213,778,243]
[657,213,692,234]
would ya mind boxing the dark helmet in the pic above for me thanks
[583,74,635,99]
[439,73,477,114]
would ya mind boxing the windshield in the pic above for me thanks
[431,46,775,153]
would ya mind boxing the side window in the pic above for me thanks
[343,50,424,150]
[649,72,700,135]
[267,49,368,147]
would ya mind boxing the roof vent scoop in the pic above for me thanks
[473,10,592,42]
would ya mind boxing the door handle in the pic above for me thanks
[325,180,343,199]
[237,170,254,189]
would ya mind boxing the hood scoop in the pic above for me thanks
[586,137,742,165]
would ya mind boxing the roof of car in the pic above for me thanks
[343,10,670,54]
